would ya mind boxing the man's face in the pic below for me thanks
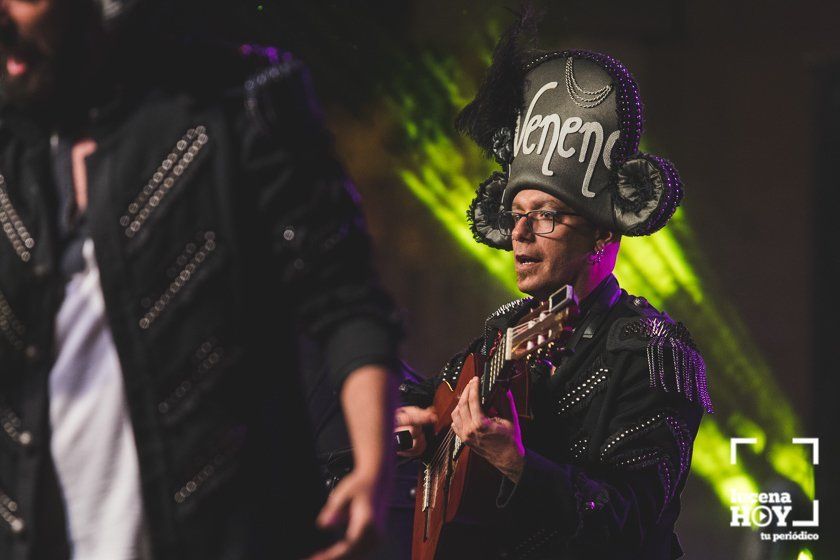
[0,0,63,106]
[510,189,598,300]
[0,0,102,111]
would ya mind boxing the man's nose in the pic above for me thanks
[511,215,533,242]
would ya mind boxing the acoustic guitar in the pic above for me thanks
[412,285,579,559]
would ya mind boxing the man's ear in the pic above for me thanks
[594,229,620,251]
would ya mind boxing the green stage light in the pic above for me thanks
[691,418,759,505]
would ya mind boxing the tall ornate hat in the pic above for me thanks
[460,17,683,250]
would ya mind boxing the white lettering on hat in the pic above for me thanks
[513,81,620,198]
[557,117,583,159]
[602,130,620,169]
[515,81,559,156]
[536,114,560,160]
[578,122,603,197]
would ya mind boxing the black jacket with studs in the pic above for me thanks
[0,55,400,560]
[399,275,711,560]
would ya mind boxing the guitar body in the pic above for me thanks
[411,285,577,560]
[412,354,528,560]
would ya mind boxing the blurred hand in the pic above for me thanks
[394,406,437,458]
[306,365,394,560]
[307,469,387,560]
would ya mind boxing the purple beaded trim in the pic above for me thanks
[658,459,674,512]
[602,433,678,519]
[635,153,684,236]
[666,416,692,484]
[600,414,680,519]
[525,49,643,170]
[600,412,693,518]
[524,51,688,237]
[601,415,690,468]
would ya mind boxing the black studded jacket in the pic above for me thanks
[399,275,712,560]
[0,57,400,560]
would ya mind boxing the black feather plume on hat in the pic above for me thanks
[454,5,540,157]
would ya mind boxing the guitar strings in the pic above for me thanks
[428,336,505,471]
[427,308,570,474]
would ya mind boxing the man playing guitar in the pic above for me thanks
[395,18,712,560]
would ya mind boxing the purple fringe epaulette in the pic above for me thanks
[622,317,714,414]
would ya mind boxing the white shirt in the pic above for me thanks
[49,239,148,560]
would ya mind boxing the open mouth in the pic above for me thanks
[4,54,28,77]
[0,41,37,79]
[515,254,542,265]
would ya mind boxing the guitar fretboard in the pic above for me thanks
[452,332,510,458]
[480,331,508,407]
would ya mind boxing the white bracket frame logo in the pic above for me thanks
[730,437,819,527]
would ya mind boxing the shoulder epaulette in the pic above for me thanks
[243,53,324,138]
[485,297,535,323]
[438,336,484,389]
[482,297,534,355]
[608,312,713,414]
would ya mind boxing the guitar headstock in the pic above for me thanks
[504,285,579,362]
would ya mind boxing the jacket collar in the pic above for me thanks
[578,273,622,320]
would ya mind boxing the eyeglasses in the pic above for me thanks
[497,209,580,236]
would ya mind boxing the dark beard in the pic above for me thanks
[1,53,98,129]
[1,55,60,112]
[0,1,106,126]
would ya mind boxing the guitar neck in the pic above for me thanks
[478,286,579,406]
[479,332,509,407]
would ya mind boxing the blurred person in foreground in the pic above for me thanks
[0,0,401,558]
[396,14,713,560]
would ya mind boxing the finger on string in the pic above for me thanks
[457,380,475,427]
[466,376,484,429]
